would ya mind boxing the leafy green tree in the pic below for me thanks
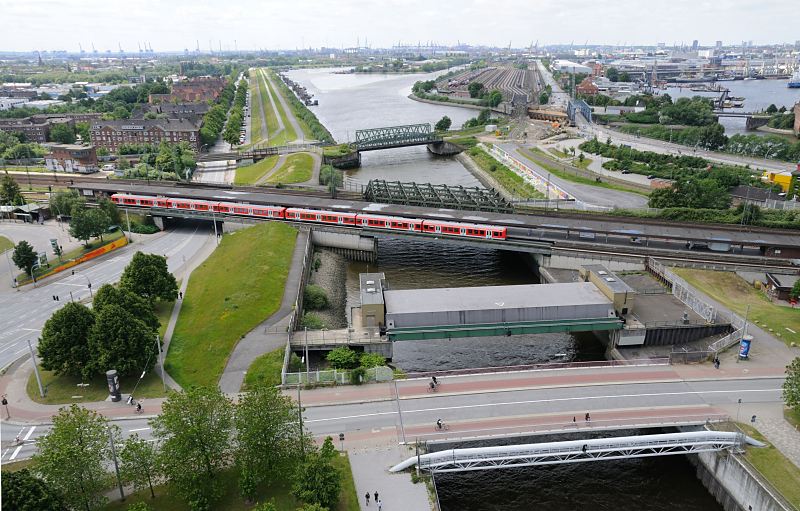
[326,347,359,369]
[33,405,115,511]
[1,173,25,205]
[49,123,76,144]
[477,108,491,125]
[605,67,619,82]
[791,281,800,301]
[766,104,778,114]
[434,116,452,132]
[70,208,110,246]
[151,386,235,511]
[75,122,91,142]
[50,189,84,217]
[120,434,161,499]
[468,81,485,98]
[88,304,157,376]
[486,90,503,108]
[12,240,37,275]
[784,357,800,412]
[120,252,179,302]
[94,284,159,331]
[99,197,121,225]
[38,302,95,378]
[254,502,278,511]
[236,385,306,501]
[292,437,341,509]
[297,504,328,511]
[0,468,67,511]
[359,352,385,368]
[126,503,151,511]
[304,285,329,310]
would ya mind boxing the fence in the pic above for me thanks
[284,366,394,386]
[404,357,670,379]
[280,230,314,386]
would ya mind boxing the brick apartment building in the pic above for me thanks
[44,143,98,173]
[148,76,226,104]
[90,118,201,151]
[0,112,102,142]
[131,102,210,124]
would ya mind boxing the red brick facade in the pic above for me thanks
[90,119,200,152]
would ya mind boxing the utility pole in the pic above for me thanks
[108,427,125,501]
[394,379,406,443]
[28,340,44,398]
[297,385,304,455]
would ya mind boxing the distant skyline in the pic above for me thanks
[0,0,798,52]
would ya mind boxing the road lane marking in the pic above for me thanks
[9,445,23,460]
[23,426,36,441]
[303,388,781,423]
[128,427,150,432]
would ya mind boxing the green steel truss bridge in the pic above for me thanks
[363,180,514,213]
[354,123,442,151]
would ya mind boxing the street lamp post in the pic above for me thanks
[108,427,125,501]
[736,398,743,423]
[83,275,93,299]
[28,339,45,398]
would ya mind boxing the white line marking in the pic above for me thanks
[128,427,150,432]
[9,445,23,460]
[786,328,796,334]
[23,426,36,441]
[304,388,781,423]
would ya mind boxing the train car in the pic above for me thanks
[356,214,423,232]
[213,202,285,218]
[422,219,506,240]
[285,208,357,225]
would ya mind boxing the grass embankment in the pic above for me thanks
[0,459,34,472]
[673,269,800,346]
[467,147,544,199]
[523,148,647,196]
[154,298,175,339]
[28,369,166,405]
[166,222,297,388]
[738,424,800,507]
[786,407,800,428]
[235,155,280,185]
[262,69,297,145]
[243,348,285,389]
[0,235,12,253]
[249,72,266,144]
[266,153,314,184]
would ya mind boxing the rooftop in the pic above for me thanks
[359,273,386,306]
[384,283,611,315]
[582,265,636,294]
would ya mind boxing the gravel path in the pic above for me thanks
[305,248,347,329]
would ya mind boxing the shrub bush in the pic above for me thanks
[300,312,324,330]
[326,347,359,369]
[304,285,329,310]
[350,366,366,385]
[360,352,385,368]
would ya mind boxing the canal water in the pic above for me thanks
[286,67,727,510]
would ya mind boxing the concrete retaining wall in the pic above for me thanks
[311,230,376,262]
[538,250,645,272]
[691,449,793,511]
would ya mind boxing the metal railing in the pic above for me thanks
[403,357,670,379]
[281,230,313,386]
[284,366,394,386]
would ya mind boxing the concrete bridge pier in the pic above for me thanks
[311,230,377,262]
[426,141,465,156]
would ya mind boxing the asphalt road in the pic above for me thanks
[0,222,212,372]
[1,375,782,462]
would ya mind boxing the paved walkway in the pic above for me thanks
[265,70,303,142]
[254,154,287,185]
[349,445,431,511]
[756,414,800,468]
[218,228,310,394]
[251,69,271,146]
[261,69,285,141]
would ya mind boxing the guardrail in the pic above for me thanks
[404,357,670,379]
[284,365,393,386]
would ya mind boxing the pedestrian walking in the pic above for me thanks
[377,500,382,511]
[572,416,576,424]
[179,291,183,299]
[374,491,379,503]
[585,412,590,422]
[365,492,370,506]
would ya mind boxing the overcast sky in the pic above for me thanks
[0,0,797,52]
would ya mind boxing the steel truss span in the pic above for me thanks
[354,124,440,151]
[389,431,764,473]
[363,180,513,213]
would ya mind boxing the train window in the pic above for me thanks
[141,200,153,207]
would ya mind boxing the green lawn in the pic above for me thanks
[264,69,298,143]
[785,407,800,428]
[738,423,800,507]
[258,69,282,141]
[165,222,298,388]
[673,269,800,346]
[243,348,285,390]
[27,368,167,405]
[103,452,359,511]
[468,148,544,199]
[522,148,647,196]
[0,235,12,253]
[154,298,176,339]
[1,459,34,473]
[235,155,280,185]
[266,153,314,184]
[250,73,266,144]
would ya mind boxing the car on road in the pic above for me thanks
[646,175,655,179]
[621,170,631,174]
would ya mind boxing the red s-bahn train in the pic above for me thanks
[110,193,507,240]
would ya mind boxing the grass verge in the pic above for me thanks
[154,298,176,340]
[102,453,359,511]
[28,369,167,405]
[249,72,265,144]
[673,269,800,346]
[243,348,285,390]
[166,222,297,388]
[235,155,280,185]
[263,69,297,144]
[466,147,544,199]
[785,407,800,428]
[1,459,34,472]
[266,153,314,184]
[0,235,12,253]
[738,423,800,508]
[522,148,647,196]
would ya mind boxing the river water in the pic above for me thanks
[286,67,725,510]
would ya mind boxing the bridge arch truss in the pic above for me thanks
[354,123,440,151]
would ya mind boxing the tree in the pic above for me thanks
[486,90,503,108]
[235,385,306,501]
[297,504,328,511]
[151,386,234,510]
[605,67,619,82]
[292,437,341,509]
[791,281,800,301]
[89,304,157,376]
[1,173,25,205]
[120,252,179,302]
[12,240,37,275]
[50,189,84,218]
[34,405,115,511]
[38,302,96,378]
[304,285,329,310]
[477,108,491,125]
[49,123,76,144]
[75,122,91,142]
[785,357,800,412]
[99,197,121,225]
[326,347,359,369]
[766,104,778,114]
[94,284,159,331]
[120,434,160,499]
[359,352,385,368]
[434,115,452,132]
[70,208,110,246]
[1,469,67,511]
[468,81,485,98]
[619,71,631,82]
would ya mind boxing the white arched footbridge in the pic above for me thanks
[390,431,764,473]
